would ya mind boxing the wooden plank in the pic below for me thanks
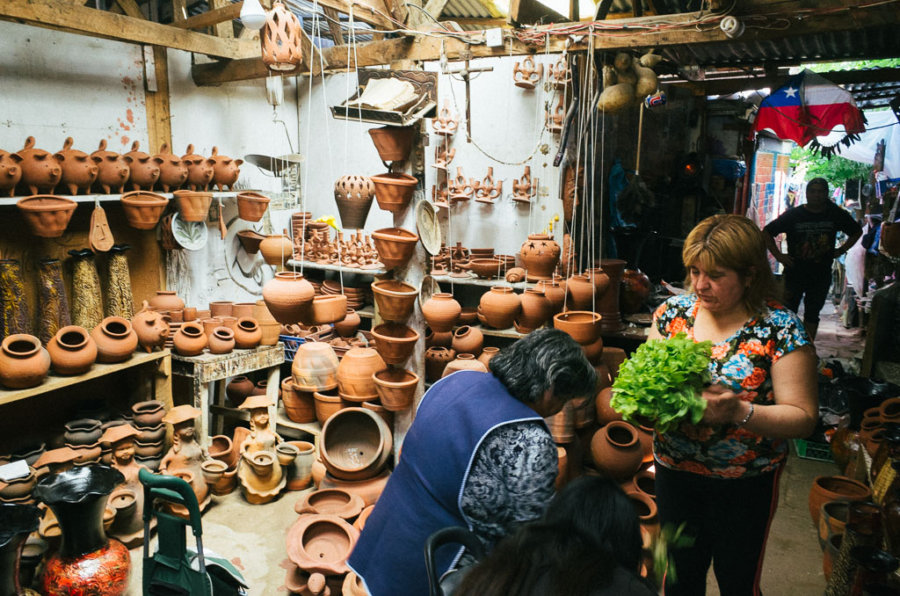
[384,0,408,27]
[446,17,508,27]
[0,0,258,59]
[322,6,345,45]
[172,0,187,22]
[145,47,172,158]
[114,0,144,19]
[423,0,450,20]
[676,67,900,97]
[311,0,393,29]
[209,0,235,38]
[170,344,285,383]
[508,0,567,26]
[174,1,242,30]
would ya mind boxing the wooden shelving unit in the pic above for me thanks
[432,274,535,290]
[286,259,387,277]
[0,191,240,207]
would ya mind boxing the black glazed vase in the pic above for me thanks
[0,502,40,596]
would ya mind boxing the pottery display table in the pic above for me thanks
[171,344,284,447]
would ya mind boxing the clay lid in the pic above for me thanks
[238,394,274,410]
[162,404,201,425]
[100,424,140,445]
[33,447,79,469]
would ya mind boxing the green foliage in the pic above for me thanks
[609,333,711,432]
[790,146,872,191]
[802,58,900,72]
[652,522,696,588]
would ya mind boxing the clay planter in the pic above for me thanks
[132,302,170,352]
[479,287,522,329]
[90,317,138,363]
[590,421,643,481]
[477,346,499,368]
[209,301,233,318]
[0,334,51,389]
[373,368,418,411]
[236,191,270,222]
[535,279,566,314]
[149,291,184,312]
[334,309,361,338]
[442,353,488,378]
[295,488,365,520]
[371,227,419,270]
[519,288,553,330]
[368,126,414,162]
[172,189,212,222]
[313,389,345,425]
[262,272,314,325]
[520,233,561,281]
[285,440,316,490]
[311,295,348,325]
[320,407,393,480]
[64,418,103,445]
[292,342,340,392]
[553,311,601,345]
[808,476,871,527]
[424,346,455,382]
[120,191,168,230]
[16,195,78,238]
[370,172,417,213]
[371,323,419,365]
[285,513,359,575]
[237,230,266,254]
[337,348,387,401]
[451,326,483,357]
[371,280,417,322]
[282,379,316,423]
[232,318,262,349]
[132,400,166,427]
[422,293,461,333]
[334,175,375,229]
[172,322,208,356]
[208,327,235,354]
[47,326,97,376]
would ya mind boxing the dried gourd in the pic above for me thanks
[602,65,617,88]
[615,68,638,87]
[597,83,635,113]
[633,64,658,98]
[613,52,633,72]
[640,51,662,68]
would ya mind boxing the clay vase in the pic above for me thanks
[334,175,375,229]
[553,311,601,345]
[808,476,872,527]
[259,234,294,266]
[371,280,417,323]
[520,233,561,281]
[477,346,499,368]
[262,272,315,325]
[337,348,387,401]
[233,317,262,349]
[565,274,595,311]
[172,322,207,356]
[451,326,484,357]
[208,327,235,354]
[371,323,419,365]
[131,301,170,353]
[535,279,566,314]
[519,289,553,330]
[47,326,97,376]
[425,346,455,382]
[148,291,184,312]
[373,368,418,411]
[479,287,522,329]
[595,387,624,425]
[421,293,461,333]
[333,309,361,338]
[368,126,415,162]
[370,172,417,213]
[590,421,644,481]
[225,376,255,406]
[90,317,138,363]
[282,379,317,423]
[0,333,51,389]
[371,227,419,270]
[442,353,488,377]
[292,342,340,392]
[320,407,393,481]
[597,259,627,332]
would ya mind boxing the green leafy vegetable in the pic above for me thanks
[651,522,695,588]
[609,333,711,432]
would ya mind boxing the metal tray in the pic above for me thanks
[331,69,438,126]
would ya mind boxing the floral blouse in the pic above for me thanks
[652,293,811,478]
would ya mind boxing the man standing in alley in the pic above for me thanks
[763,177,862,340]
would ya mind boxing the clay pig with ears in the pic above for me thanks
[17,136,62,195]
[209,147,243,191]
[182,144,215,191]
[0,150,23,197]
[123,141,163,191]
[154,143,188,192]
[55,137,99,195]
[91,139,130,194]
[132,300,170,352]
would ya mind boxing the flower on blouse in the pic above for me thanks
[711,343,730,360]
[738,338,767,357]
[720,353,754,379]
[741,367,767,389]
[667,317,688,336]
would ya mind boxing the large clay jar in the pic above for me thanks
[172,322,207,356]
[371,280,417,322]
[370,172,417,213]
[479,287,522,329]
[519,233,561,281]
[566,274,595,311]
[259,234,294,266]
[148,291,184,312]
[0,334,51,389]
[373,368,418,411]
[233,317,262,349]
[208,327,235,354]
[421,293,461,333]
[597,259,627,333]
[808,476,872,527]
[292,342,340,392]
[553,311,601,345]
[333,309,361,338]
[320,407,393,481]
[477,346,500,368]
[451,326,483,357]
[55,137,99,195]
[47,326,97,376]
[91,317,138,363]
[590,421,644,481]
[225,376,255,406]
[442,353,488,378]
[122,141,162,191]
[535,278,566,314]
[424,347,455,382]
[519,288,553,330]
[262,272,315,325]
[371,227,419,270]
[285,513,359,576]
[337,348,387,401]
[131,301,170,352]
[334,175,375,230]
[371,323,419,365]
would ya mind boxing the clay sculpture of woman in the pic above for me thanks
[239,394,282,454]
[236,394,289,504]
[103,423,149,546]
[160,404,211,508]
[103,423,146,488]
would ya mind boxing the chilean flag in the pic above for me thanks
[752,69,866,146]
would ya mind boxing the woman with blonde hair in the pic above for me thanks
[648,214,818,595]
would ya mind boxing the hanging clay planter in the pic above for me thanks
[261,0,304,73]
[311,295,348,325]
[236,191,270,222]
[334,175,375,230]
[120,191,168,230]
[292,342,340,392]
[16,195,77,238]
[285,514,359,575]
[421,293,461,333]
[320,407,392,481]
[520,233,561,281]
[371,280,417,322]
[479,287,521,330]
[172,190,212,222]
[337,348,387,401]
[370,172,417,213]
[371,227,419,270]
[237,230,266,255]
[553,311,601,345]
[371,323,419,365]
[47,326,97,376]
[90,317,138,363]
[262,271,314,324]
[0,334,51,389]
[373,368,418,411]
[368,126,415,162]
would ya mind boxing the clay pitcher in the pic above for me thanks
[91,139,130,194]
[123,141,163,191]
[18,136,62,195]
[153,143,189,192]
[181,144,215,191]
[55,137,99,195]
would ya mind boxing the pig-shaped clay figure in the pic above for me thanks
[154,143,188,193]
[55,137,99,195]
[91,139,130,194]
[132,300,170,352]
[18,136,62,195]
[209,147,243,191]
[123,141,163,191]
[0,150,23,197]
[181,144,215,192]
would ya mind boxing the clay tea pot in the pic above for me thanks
[209,146,243,191]
[153,143,188,192]
[123,141,163,191]
[0,149,23,197]
[91,139,130,194]
[55,137,99,195]
[181,144,215,191]
[17,136,62,195]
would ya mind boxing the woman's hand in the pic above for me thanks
[700,384,752,426]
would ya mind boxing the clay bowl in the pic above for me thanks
[120,191,169,230]
[237,230,266,254]
[371,323,419,365]
[371,227,419,270]
[294,487,365,520]
[373,367,419,411]
[311,295,348,325]
[370,172,417,213]
[371,280,417,322]
[553,310,602,345]
[467,258,504,279]
[285,513,359,575]
[320,407,393,481]
[172,190,212,222]
[236,191,270,222]
[16,195,78,238]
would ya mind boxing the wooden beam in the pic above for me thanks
[311,0,393,29]
[209,0,235,38]
[0,0,259,59]
[114,0,144,19]
[145,46,173,155]
[384,0,408,27]
[423,0,450,20]
[508,0,567,26]
[444,17,507,27]
[670,67,900,97]
[174,1,242,30]
[322,6,345,45]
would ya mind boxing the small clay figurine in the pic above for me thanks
[512,166,538,204]
[160,405,211,509]
[546,101,565,134]
[513,57,543,90]
[431,100,459,136]
[236,395,291,504]
[548,57,571,89]
[474,167,503,204]
[448,167,475,202]
[433,142,455,170]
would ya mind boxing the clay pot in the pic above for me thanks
[566,274,594,310]
[626,490,659,538]
[0,468,37,500]
[313,389,345,425]
[209,301,233,318]
[535,279,566,314]
[236,191,270,222]
[590,421,643,481]
[632,469,655,499]
[123,141,162,191]
[311,295,348,325]
[520,233,561,281]
[320,407,393,481]
[259,234,294,266]
[421,293,461,333]
[90,317,138,363]
[285,513,359,576]
[276,442,300,467]
[47,326,97,375]
[368,126,415,162]
[818,500,850,550]
[208,327,235,354]
[209,435,237,469]
[479,287,522,329]
[295,488,366,520]
[149,291,185,312]
[373,368,418,411]
[519,288,553,329]
[16,195,78,238]
[337,348,387,401]
[371,323,419,365]
[371,227,419,270]
[425,327,453,348]
[120,191,168,230]
[581,335,604,364]
[172,189,212,222]
[201,318,222,340]
[808,476,872,527]
[334,175,375,229]
[251,380,269,396]
[319,470,390,508]
[262,272,315,325]
[370,172,417,213]
[371,280,417,322]
[362,401,393,430]
[547,402,575,443]
[442,353,488,378]
[477,346,499,368]
[172,322,208,356]
[425,347,455,382]
[823,533,841,581]
[451,326,483,357]
[237,230,265,255]
[282,379,317,423]
[285,441,316,490]
[334,309,361,338]
[132,401,166,427]
[136,422,165,443]
[595,386,624,425]
[553,310,601,345]
[459,307,478,326]
[292,342,340,392]
[259,321,281,346]
[230,317,261,350]
[131,302,170,353]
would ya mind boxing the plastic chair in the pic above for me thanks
[424,526,485,596]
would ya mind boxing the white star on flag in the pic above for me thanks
[783,86,798,98]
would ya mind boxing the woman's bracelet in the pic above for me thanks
[737,402,755,427]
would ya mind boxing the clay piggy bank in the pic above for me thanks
[18,136,62,195]
[123,141,163,191]
[91,139,130,194]
[132,300,170,352]
[0,150,23,197]
[154,143,188,193]
[182,144,215,191]
[209,147,243,191]
[55,137,99,195]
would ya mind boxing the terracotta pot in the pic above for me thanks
[337,348,387,401]
[172,322,207,356]
[479,287,522,329]
[371,280,417,322]
[208,327,235,354]
[547,402,575,443]
[259,234,293,266]
[458,307,478,326]
[232,317,262,349]
[135,422,165,443]
[285,441,316,491]
[208,301,232,318]
[319,470,390,508]
[368,126,414,162]
[295,488,365,520]
[16,195,77,238]
[808,476,872,527]
[311,295,348,325]
[880,397,900,425]
[632,468,655,499]
[362,400,393,431]
[818,500,850,550]
[236,191,270,222]
[232,303,255,319]
[626,490,659,538]
[119,191,168,230]
[595,386,624,425]
[149,291,184,312]
[172,189,212,222]
[64,418,102,446]
[372,227,419,270]
[519,288,553,329]
[251,380,270,396]
[200,318,222,340]
[451,326,483,357]
[209,435,237,470]
[425,327,453,348]
[370,172,417,213]
[262,272,315,325]
[237,230,265,255]
[285,513,359,576]
[467,258,504,280]
[535,279,566,314]
[590,421,643,481]
[823,533,841,581]
[601,347,627,379]
[320,407,393,481]
[334,175,375,229]
[334,309,361,338]
[131,302,170,353]
[421,293,461,333]
[90,317,138,363]
[520,233,561,281]
[282,379,317,423]
[313,389,345,426]
[477,346,499,368]
[47,326,97,376]
[132,401,166,427]
[581,336,604,364]
[259,321,281,346]
[425,346,455,382]
[373,367,418,411]
[292,342,340,391]
[371,323,419,365]
[566,274,594,311]
[553,310,601,345]
[442,353,488,378]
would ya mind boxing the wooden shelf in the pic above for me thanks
[356,306,375,319]
[276,405,322,436]
[0,191,240,206]
[0,350,170,406]
[474,324,528,339]
[286,259,387,276]
[432,274,535,290]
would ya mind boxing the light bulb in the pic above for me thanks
[240,0,267,31]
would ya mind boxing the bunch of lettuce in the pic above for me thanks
[609,333,712,433]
